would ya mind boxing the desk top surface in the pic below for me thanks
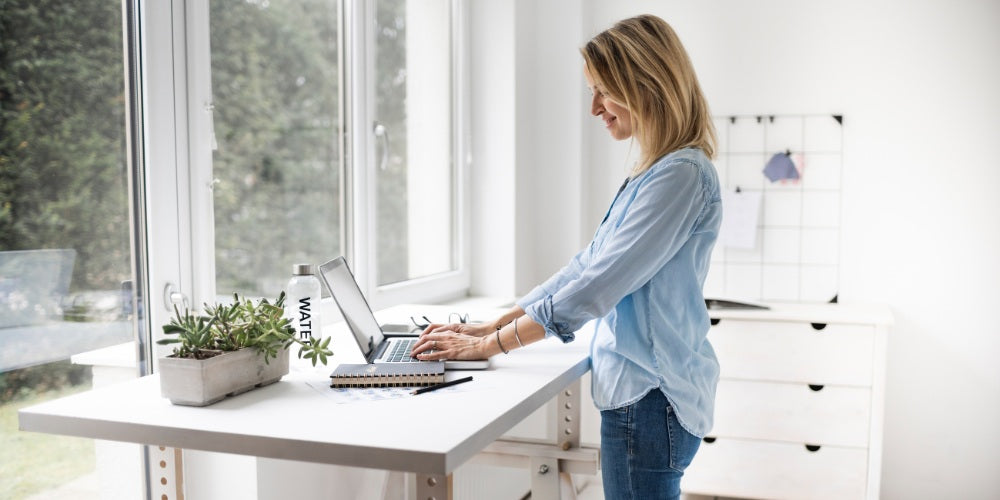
[19,305,592,475]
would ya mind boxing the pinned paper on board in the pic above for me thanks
[719,189,762,249]
[763,151,800,182]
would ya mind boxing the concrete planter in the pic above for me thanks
[158,347,290,406]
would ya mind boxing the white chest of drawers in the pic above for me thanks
[681,302,893,500]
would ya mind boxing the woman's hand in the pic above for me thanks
[411,325,489,361]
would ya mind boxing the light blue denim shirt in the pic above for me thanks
[517,147,722,437]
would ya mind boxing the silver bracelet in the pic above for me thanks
[495,329,509,355]
[512,317,525,348]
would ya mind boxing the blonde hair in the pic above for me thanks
[581,15,717,175]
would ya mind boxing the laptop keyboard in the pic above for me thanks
[385,338,420,363]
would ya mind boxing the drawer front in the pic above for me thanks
[712,379,872,447]
[682,438,869,500]
[708,320,875,385]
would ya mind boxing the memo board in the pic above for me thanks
[703,114,844,303]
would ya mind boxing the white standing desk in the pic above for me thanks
[19,305,595,499]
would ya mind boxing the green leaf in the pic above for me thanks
[162,324,185,334]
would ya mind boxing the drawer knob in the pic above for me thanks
[710,318,720,326]
[702,436,717,444]
[805,444,821,452]
[809,296,837,331]
[808,384,824,392]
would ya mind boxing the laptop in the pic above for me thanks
[317,257,489,370]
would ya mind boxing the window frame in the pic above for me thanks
[143,0,195,353]
[348,0,472,310]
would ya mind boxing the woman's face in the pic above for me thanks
[585,64,633,141]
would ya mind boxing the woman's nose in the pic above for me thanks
[590,94,602,116]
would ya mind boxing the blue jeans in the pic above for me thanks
[600,390,702,499]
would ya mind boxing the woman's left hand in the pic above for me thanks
[411,328,488,361]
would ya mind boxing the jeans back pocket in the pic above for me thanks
[665,403,701,472]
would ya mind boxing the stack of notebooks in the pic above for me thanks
[329,361,445,388]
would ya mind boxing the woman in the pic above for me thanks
[411,14,721,499]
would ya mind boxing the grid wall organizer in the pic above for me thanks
[704,114,844,304]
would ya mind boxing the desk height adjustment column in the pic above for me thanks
[557,379,581,451]
[416,473,451,500]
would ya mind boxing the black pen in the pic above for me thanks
[411,375,473,395]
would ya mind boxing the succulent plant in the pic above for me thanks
[158,292,332,366]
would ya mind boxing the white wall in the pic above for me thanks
[469,0,517,297]
[571,1,999,499]
[512,0,585,295]
[469,0,585,298]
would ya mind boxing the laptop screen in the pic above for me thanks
[317,257,384,359]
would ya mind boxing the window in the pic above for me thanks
[207,0,343,299]
[373,0,456,286]
[182,0,467,307]
[0,0,143,497]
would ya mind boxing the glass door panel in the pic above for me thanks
[0,1,142,497]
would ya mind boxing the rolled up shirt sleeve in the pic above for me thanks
[521,161,707,342]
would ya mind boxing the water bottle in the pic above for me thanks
[285,263,321,341]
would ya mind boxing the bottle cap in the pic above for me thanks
[292,263,315,275]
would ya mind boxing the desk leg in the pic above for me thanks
[415,472,452,500]
[532,378,583,499]
[469,378,593,499]
[530,456,560,499]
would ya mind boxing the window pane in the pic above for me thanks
[210,0,342,298]
[0,0,139,498]
[374,0,455,286]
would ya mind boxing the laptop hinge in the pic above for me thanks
[370,340,389,362]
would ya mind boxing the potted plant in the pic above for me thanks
[157,292,332,406]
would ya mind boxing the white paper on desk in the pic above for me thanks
[304,379,482,404]
[719,190,762,249]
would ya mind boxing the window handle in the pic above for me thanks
[205,101,218,151]
[163,282,189,312]
[373,121,389,171]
